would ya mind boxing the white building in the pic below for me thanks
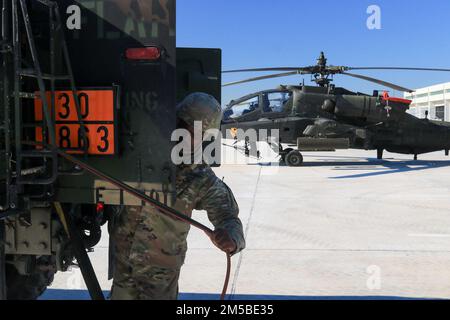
[403,82,450,121]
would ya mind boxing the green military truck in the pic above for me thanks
[0,0,221,300]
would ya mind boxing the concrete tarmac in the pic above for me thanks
[41,146,450,300]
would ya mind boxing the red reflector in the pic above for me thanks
[125,47,161,60]
[96,202,104,213]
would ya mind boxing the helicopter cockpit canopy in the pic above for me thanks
[264,91,292,113]
[223,95,259,120]
[223,89,293,121]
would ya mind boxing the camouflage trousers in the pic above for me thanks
[110,205,190,300]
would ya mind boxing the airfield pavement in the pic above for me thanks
[41,142,450,300]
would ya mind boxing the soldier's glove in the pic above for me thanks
[211,228,237,254]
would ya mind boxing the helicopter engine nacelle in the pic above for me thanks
[333,95,390,124]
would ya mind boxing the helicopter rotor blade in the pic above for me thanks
[222,70,304,87]
[224,66,450,74]
[223,67,312,73]
[346,67,450,72]
[341,72,414,93]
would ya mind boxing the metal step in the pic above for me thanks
[18,69,70,81]
[18,91,37,99]
[21,165,46,176]
[21,149,56,157]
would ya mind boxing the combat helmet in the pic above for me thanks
[176,92,222,133]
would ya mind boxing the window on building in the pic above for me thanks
[435,105,445,120]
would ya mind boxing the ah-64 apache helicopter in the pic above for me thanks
[221,52,450,166]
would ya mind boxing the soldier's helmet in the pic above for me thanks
[176,92,222,133]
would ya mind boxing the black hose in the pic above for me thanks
[221,253,231,300]
[24,141,232,300]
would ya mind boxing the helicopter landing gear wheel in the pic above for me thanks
[279,148,293,163]
[285,150,303,167]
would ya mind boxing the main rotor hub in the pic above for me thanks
[316,51,327,70]
[313,52,332,87]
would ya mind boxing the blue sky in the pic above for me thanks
[177,0,450,106]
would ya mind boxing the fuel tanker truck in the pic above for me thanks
[0,0,221,299]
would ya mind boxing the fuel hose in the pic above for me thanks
[24,141,231,300]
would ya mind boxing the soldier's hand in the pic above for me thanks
[211,229,237,253]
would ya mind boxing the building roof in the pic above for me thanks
[404,82,450,100]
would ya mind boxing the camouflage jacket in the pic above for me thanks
[173,164,245,255]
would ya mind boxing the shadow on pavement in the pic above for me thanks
[329,159,450,179]
[245,155,450,178]
[39,289,436,300]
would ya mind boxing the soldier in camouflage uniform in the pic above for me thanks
[110,92,245,300]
